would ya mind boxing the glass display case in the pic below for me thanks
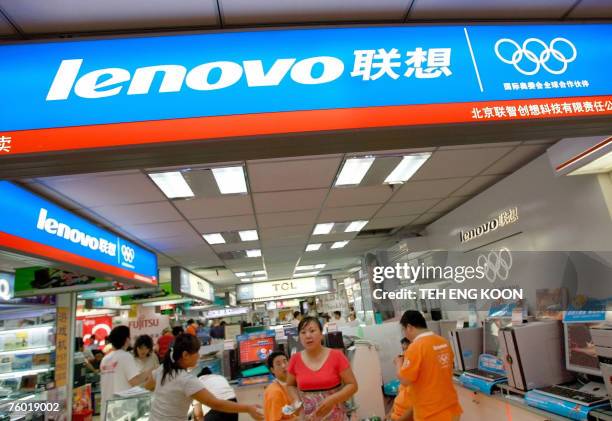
[105,393,151,421]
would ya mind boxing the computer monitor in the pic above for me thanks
[565,322,601,376]
[483,318,512,358]
[238,334,276,366]
[284,325,298,337]
[244,325,266,334]
[224,324,242,341]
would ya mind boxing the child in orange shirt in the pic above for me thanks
[264,351,298,421]
[387,338,413,421]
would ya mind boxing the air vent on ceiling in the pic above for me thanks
[356,228,394,237]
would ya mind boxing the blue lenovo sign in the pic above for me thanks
[0,24,610,155]
[0,182,158,285]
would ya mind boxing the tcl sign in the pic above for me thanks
[237,276,332,300]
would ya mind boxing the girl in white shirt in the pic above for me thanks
[144,334,262,421]
[133,334,160,374]
[193,366,237,421]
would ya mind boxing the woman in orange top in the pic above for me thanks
[264,351,297,421]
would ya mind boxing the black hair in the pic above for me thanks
[323,314,331,322]
[75,337,84,351]
[267,351,288,370]
[108,325,131,349]
[187,319,195,325]
[133,335,154,357]
[298,316,323,333]
[172,326,184,336]
[333,311,341,317]
[161,334,201,385]
[92,350,103,358]
[293,311,301,318]
[197,366,212,377]
[401,337,410,345]
[399,310,427,329]
[220,321,226,326]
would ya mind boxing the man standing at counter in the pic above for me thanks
[394,311,462,421]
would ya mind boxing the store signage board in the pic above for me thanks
[0,24,610,155]
[205,307,250,318]
[13,267,112,297]
[459,207,519,243]
[237,276,332,301]
[0,182,158,286]
[171,267,215,303]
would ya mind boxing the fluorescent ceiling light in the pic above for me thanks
[235,272,247,277]
[335,157,375,186]
[568,151,612,175]
[296,265,314,271]
[345,220,369,232]
[241,278,252,282]
[212,166,248,194]
[246,249,262,258]
[253,276,267,281]
[313,223,334,235]
[384,153,432,185]
[331,241,349,249]
[252,270,267,276]
[203,233,225,245]
[294,271,320,277]
[239,230,259,241]
[149,171,194,199]
[306,243,322,252]
[315,264,326,269]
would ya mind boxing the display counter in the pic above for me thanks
[105,392,151,421]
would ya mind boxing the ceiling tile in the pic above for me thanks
[157,255,178,266]
[450,175,500,197]
[260,225,312,240]
[224,260,265,271]
[325,186,393,208]
[522,138,559,145]
[144,232,205,251]
[123,221,195,240]
[567,0,612,18]
[220,0,410,25]
[312,232,358,243]
[413,148,514,180]
[318,205,381,222]
[253,189,328,213]
[365,215,419,230]
[427,196,470,214]
[262,236,309,248]
[481,145,548,175]
[211,241,261,253]
[0,14,15,35]
[257,209,319,229]
[194,268,237,286]
[390,178,469,202]
[408,0,574,19]
[411,212,443,226]
[90,201,182,225]
[247,157,341,192]
[376,199,438,217]
[25,182,86,210]
[438,142,521,150]
[175,195,253,219]
[191,215,257,233]
[345,238,386,251]
[40,173,165,207]
[0,0,218,33]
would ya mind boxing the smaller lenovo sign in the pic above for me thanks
[237,276,333,301]
[171,267,214,302]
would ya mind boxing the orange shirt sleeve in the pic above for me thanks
[399,342,421,383]
[264,385,286,421]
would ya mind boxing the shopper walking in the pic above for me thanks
[156,327,174,361]
[100,326,152,420]
[395,311,462,421]
[286,316,358,420]
[144,334,263,421]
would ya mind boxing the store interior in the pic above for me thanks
[0,133,611,421]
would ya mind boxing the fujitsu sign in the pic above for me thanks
[458,207,519,243]
[46,57,345,100]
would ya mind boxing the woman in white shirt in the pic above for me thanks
[144,334,262,421]
[193,366,237,421]
[133,334,160,374]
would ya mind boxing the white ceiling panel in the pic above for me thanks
[376,199,438,217]
[567,0,612,18]
[0,0,218,33]
[0,13,15,35]
[194,268,237,286]
[257,209,319,229]
[325,186,393,208]
[365,215,419,230]
[144,232,205,251]
[157,255,179,266]
[191,215,257,233]
[123,221,196,240]
[260,225,312,240]
[164,246,223,265]
[411,212,443,226]
[261,236,309,248]
[345,238,386,251]
[210,241,261,253]
[408,0,574,19]
[223,260,265,271]
[390,178,469,202]
[413,148,514,180]
[522,139,559,145]
[175,196,253,219]
[25,182,86,211]
[253,189,328,213]
[318,205,381,222]
[220,0,411,26]
[481,145,547,176]
[438,142,522,150]
[312,232,358,243]
[450,175,500,197]
[427,196,469,214]
[39,173,165,207]
[247,157,341,192]
[90,201,182,225]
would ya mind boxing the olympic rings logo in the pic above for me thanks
[0,278,11,301]
[121,245,135,263]
[477,248,513,283]
[494,37,577,76]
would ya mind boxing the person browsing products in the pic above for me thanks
[264,351,298,421]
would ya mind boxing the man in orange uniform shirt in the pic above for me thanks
[394,311,462,421]
[264,351,298,421]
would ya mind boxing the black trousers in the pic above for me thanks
[204,398,238,421]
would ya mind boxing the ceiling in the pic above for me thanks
[0,0,609,40]
[20,139,556,289]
